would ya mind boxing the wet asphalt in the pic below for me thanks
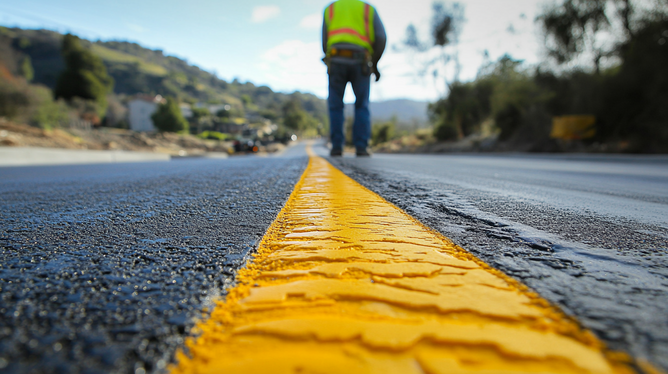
[321,145,668,372]
[2,142,668,373]
[0,148,308,374]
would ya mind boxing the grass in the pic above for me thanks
[90,44,168,76]
[197,131,230,141]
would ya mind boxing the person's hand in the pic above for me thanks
[373,66,381,82]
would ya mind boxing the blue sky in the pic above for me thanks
[0,0,546,102]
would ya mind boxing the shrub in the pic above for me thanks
[372,121,396,145]
[0,76,69,129]
[433,121,459,141]
[151,97,188,133]
[28,85,69,129]
[197,131,229,141]
[0,78,30,118]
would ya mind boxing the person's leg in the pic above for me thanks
[327,63,348,152]
[350,64,371,151]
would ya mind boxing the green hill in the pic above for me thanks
[0,26,327,125]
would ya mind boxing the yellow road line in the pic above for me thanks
[171,153,639,374]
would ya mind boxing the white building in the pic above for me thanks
[180,103,193,119]
[128,95,164,132]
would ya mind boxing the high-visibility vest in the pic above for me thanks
[325,0,375,53]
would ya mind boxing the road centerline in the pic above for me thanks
[170,153,639,374]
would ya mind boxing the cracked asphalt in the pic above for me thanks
[2,142,668,373]
[322,146,668,372]
[0,150,308,374]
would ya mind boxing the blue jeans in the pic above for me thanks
[328,62,371,150]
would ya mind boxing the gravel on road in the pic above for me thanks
[0,156,308,374]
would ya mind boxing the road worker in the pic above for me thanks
[322,0,386,156]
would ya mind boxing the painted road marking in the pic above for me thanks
[171,154,640,374]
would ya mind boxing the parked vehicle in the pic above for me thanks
[233,138,259,153]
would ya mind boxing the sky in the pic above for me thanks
[0,0,549,102]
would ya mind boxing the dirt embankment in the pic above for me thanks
[0,119,241,156]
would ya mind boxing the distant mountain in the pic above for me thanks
[346,99,429,126]
[0,26,327,123]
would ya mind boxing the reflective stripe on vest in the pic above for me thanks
[325,0,375,53]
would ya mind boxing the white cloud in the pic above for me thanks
[248,0,543,102]
[370,49,442,102]
[299,13,322,29]
[256,40,327,96]
[255,39,439,102]
[251,5,281,23]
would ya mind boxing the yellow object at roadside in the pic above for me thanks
[170,153,636,374]
[551,115,597,140]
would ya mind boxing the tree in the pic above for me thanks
[538,0,610,73]
[430,55,547,142]
[281,98,318,132]
[401,1,466,94]
[430,79,493,141]
[598,18,668,149]
[538,0,668,73]
[400,1,467,140]
[216,107,232,119]
[258,109,278,121]
[189,106,211,134]
[20,56,34,82]
[372,119,396,145]
[151,97,189,132]
[54,34,113,114]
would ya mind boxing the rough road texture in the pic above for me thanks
[0,156,307,374]
[328,153,668,373]
[173,155,635,374]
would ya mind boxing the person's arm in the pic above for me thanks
[322,11,328,54]
[372,10,386,65]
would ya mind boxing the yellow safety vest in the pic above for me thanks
[325,0,375,53]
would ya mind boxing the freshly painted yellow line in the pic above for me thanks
[171,153,638,374]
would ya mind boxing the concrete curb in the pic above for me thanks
[0,147,171,167]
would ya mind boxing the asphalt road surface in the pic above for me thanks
[2,142,667,373]
[0,147,308,374]
[321,145,668,372]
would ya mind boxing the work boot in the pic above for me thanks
[330,148,343,157]
[356,147,372,157]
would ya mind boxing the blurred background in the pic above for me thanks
[0,0,666,156]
